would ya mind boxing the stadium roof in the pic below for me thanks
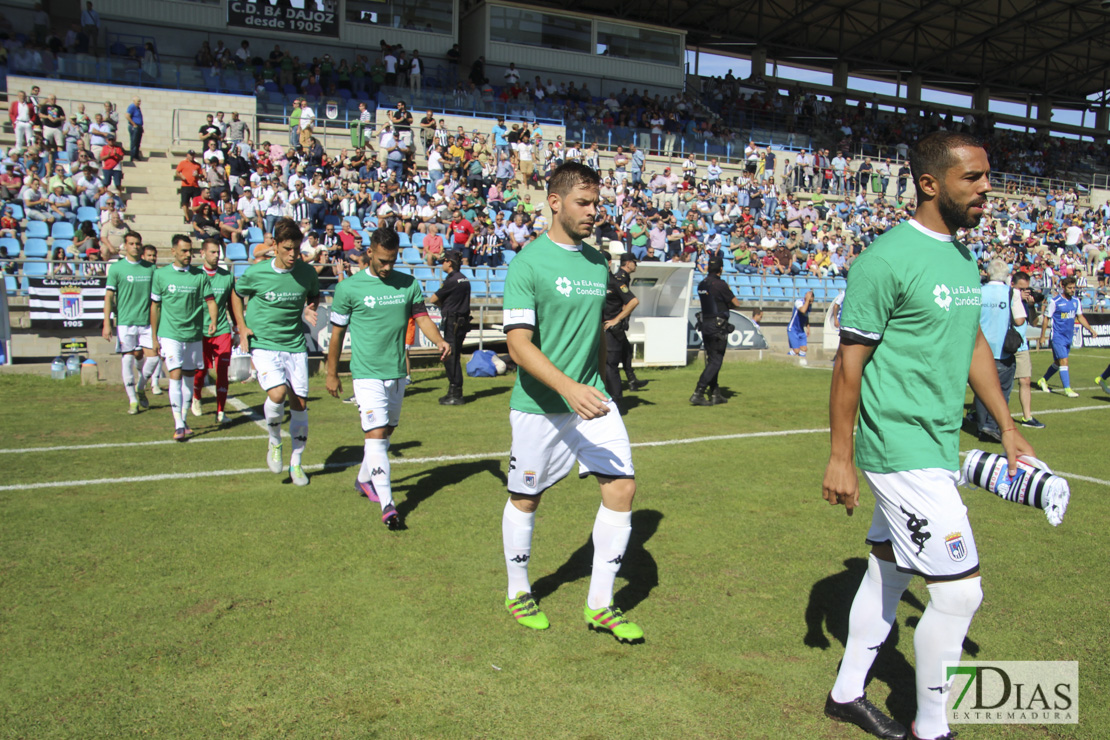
[560,0,1110,106]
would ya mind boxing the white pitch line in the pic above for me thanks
[0,434,269,454]
[0,428,829,492]
[1028,404,1110,416]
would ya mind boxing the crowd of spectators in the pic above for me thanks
[0,81,143,273]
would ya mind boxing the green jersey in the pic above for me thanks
[839,220,982,473]
[235,258,320,353]
[502,234,609,414]
[202,266,235,338]
[330,268,427,380]
[105,258,155,326]
[151,265,214,342]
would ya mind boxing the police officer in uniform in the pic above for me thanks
[602,252,641,413]
[613,254,647,392]
[692,255,740,406]
[428,252,471,405]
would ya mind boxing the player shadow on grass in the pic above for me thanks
[803,557,980,726]
[467,386,511,402]
[530,509,662,614]
[313,441,425,480]
[186,411,261,438]
[619,395,655,413]
[391,459,508,523]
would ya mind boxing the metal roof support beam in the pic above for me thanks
[840,0,953,59]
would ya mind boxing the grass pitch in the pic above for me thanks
[1,351,1107,738]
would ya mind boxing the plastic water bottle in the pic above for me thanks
[65,355,81,377]
[50,356,66,380]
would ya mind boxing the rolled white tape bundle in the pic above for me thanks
[961,449,1070,527]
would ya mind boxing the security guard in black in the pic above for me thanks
[693,256,740,405]
[429,252,471,405]
[602,254,639,410]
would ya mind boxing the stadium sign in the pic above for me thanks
[1077,312,1110,348]
[28,276,106,329]
[227,0,339,38]
[686,308,769,350]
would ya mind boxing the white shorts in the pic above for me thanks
[159,337,203,372]
[117,324,152,353]
[252,349,309,398]
[353,378,405,431]
[863,468,980,581]
[508,401,634,495]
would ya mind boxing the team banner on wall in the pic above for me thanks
[227,0,340,38]
[28,276,106,329]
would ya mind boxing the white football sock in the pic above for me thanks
[168,377,183,428]
[363,438,392,509]
[121,354,137,403]
[830,554,913,703]
[502,499,535,598]
[180,377,193,421]
[913,577,983,739]
[586,504,633,610]
[263,399,284,445]
[141,356,160,388]
[289,409,308,465]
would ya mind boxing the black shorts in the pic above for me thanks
[181,186,200,207]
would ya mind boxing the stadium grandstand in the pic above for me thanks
[1,0,1109,367]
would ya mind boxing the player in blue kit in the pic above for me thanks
[1036,277,1094,398]
[787,290,813,364]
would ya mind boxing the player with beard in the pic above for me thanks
[499,162,643,642]
[820,132,1034,740]
[191,238,236,423]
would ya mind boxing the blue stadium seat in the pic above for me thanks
[398,232,412,247]
[53,240,73,255]
[76,206,98,224]
[5,275,17,294]
[225,243,249,262]
[51,222,75,240]
[832,277,847,291]
[501,250,516,265]
[411,232,425,248]
[489,280,505,298]
[401,247,422,264]
[424,279,441,293]
[0,236,20,255]
[470,279,488,298]
[364,217,379,228]
[733,274,753,287]
[6,204,24,220]
[738,286,758,301]
[233,262,250,277]
[764,286,786,301]
[323,214,341,228]
[345,216,362,230]
[23,238,49,258]
[394,265,412,276]
[25,222,49,239]
[246,226,264,244]
[22,260,49,276]
[414,267,434,281]
[360,230,372,245]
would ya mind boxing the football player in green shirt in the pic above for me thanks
[102,231,159,414]
[325,229,450,529]
[231,218,320,486]
[150,235,218,441]
[191,238,236,423]
[820,132,1034,740]
[498,163,642,642]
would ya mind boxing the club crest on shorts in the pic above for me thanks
[364,409,374,422]
[945,532,968,562]
[523,470,537,488]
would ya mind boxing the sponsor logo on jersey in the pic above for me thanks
[945,531,968,561]
[934,284,953,311]
[363,295,376,309]
[167,284,177,293]
[555,276,572,297]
